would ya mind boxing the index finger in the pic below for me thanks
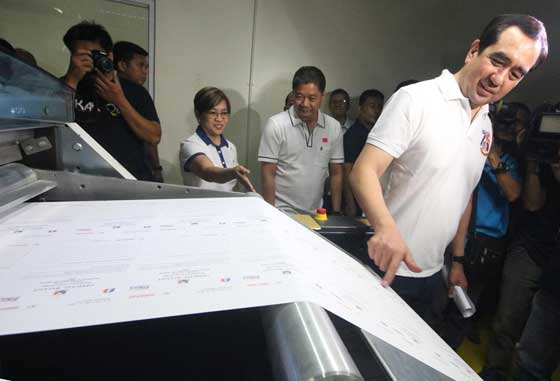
[381,255,401,287]
[241,176,256,193]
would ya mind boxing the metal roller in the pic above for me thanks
[262,302,363,381]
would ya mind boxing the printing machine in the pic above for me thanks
[0,50,453,381]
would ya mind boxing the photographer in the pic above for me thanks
[441,103,526,350]
[513,176,560,380]
[480,110,560,381]
[61,21,161,181]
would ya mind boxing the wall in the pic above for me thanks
[0,0,149,79]
[2,0,558,187]
[155,0,254,184]
[154,0,559,187]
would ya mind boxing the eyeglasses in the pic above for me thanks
[207,110,230,119]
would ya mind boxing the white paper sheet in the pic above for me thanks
[0,197,480,381]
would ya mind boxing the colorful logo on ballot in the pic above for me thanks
[53,290,67,296]
[103,288,116,294]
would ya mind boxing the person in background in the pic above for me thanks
[394,79,418,93]
[514,231,560,381]
[284,91,295,111]
[61,21,161,182]
[329,88,354,134]
[480,142,560,381]
[113,40,164,183]
[259,66,344,214]
[14,48,36,66]
[180,86,254,192]
[343,89,385,216]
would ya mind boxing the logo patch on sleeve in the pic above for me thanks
[322,137,329,143]
[480,130,491,156]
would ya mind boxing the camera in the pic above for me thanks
[90,50,113,73]
[489,101,529,157]
[490,102,520,136]
[526,112,560,163]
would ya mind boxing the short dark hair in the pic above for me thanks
[63,21,113,52]
[478,14,548,70]
[509,102,531,118]
[194,87,231,117]
[15,48,37,66]
[292,66,326,93]
[329,88,350,104]
[0,38,15,55]
[113,41,148,65]
[359,89,384,106]
[395,79,418,92]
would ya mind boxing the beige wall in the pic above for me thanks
[0,0,149,79]
[155,0,560,188]
[3,1,558,187]
[155,0,254,184]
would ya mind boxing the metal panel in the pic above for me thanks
[33,168,248,201]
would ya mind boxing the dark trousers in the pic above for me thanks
[483,242,542,378]
[387,269,447,328]
[514,290,560,381]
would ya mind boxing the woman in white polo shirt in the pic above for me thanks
[180,87,255,192]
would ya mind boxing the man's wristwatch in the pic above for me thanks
[492,161,508,174]
[451,256,465,265]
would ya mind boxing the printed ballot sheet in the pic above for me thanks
[0,197,480,381]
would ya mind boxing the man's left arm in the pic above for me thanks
[329,162,343,213]
[447,195,471,296]
[95,70,161,145]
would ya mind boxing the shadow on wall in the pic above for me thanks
[160,98,199,185]
[246,77,294,193]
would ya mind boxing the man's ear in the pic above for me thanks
[116,60,127,72]
[465,39,481,64]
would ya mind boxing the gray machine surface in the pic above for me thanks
[0,49,456,381]
[0,49,365,381]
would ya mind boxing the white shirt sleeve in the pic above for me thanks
[258,118,282,163]
[179,139,207,172]
[367,89,418,159]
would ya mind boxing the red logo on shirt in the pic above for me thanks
[322,138,328,143]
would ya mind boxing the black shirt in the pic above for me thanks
[517,168,560,267]
[344,120,370,163]
[541,250,560,300]
[74,75,159,181]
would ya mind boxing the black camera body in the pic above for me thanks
[526,112,560,163]
[489,102,520,137]
[91,50,113,73]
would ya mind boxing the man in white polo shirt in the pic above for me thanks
[259,66,344,214]
[350,14,548,323]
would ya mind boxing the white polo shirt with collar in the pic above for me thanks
[258,105,344,214]
[179,127,239,192]
[367,69,492,277]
